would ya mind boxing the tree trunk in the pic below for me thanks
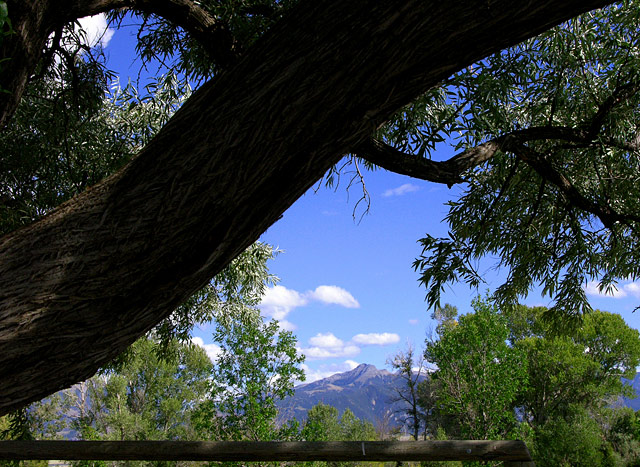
[0,0,613,414]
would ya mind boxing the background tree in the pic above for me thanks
[0,0,617,413]
[505,306,640,466]
[64,337,212,445]
[605,407,640,465]
[423,298,528,440]
[423,299,640,465]
[533,406,613,467]
[387,343,427,440]
[0,397,64,443]
[430,304,459,337]
[300,404,342,443]
[301,403,378,467]
[0,395,66,467]
[506,306,640,427]
[193,307,304,443]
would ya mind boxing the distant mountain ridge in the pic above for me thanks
[278,364,640,428]
[276,363,417,427]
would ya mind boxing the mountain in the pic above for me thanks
[277,363,420,427]
[278,366,640,430]
[622,373,640,410]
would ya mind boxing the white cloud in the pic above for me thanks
[191,336,222,362]
[352,332,400,346]
[624,282,640,298]
[308,286,360,308]
[309,332,344,348]
[260,285,308,320]
[302,345,360,360]
[77,14,114,49]
[300,360,360,384]
[408,319,419,325]
[277,319,297,331]
[259,284,359,326]
[584,280,640,299]
[301,333,360,359]
[344,360,360,370]
[382,183,420,197]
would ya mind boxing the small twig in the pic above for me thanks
[347,158,370,223]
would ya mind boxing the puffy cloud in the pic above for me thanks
[302,345,360,359]
[302,333,360,359]
[624,282,640,298]
[277,320,297,331]
[309,332,344,348]
[308,285,360,308]
[584,281,624,298]
[259,284,359,325]
[584,280,640,299]
[351,332,400,346]
[343,360,360,370]
[301,329,401,360]
[191,336,222,362]
[382,183,420,197]
[300,360,360,384]
[77,14,114,49]
[260,285,308,320]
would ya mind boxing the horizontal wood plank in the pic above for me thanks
[0,440,533,462]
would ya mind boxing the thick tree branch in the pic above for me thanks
[354,138,496,187]
[0,0,617,414]
[358,122,640,229]
[357,76,640,190]
[0,0,238,127]
[70,0,241,67]
[354,126,590,187]
[587,81,640,139]
[506,141,640,228]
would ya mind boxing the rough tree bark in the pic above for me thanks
[0,0,614,415]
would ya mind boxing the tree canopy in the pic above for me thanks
[424,300,528,440]
[410,2,640,321]
[421,301,640,465]
[0,0,627,414]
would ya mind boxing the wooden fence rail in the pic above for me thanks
[0,440,534,465]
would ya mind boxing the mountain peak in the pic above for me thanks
[352,363,377,372]
[349,363,381,378]
[317,363,392,387]
[277,362,402,427]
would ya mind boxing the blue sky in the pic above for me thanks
[87,14,640,383]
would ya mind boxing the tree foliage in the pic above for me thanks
[0,0,625,413]
[107,0,299,85]
[302,403,378,442]
[301,403,378,467]
[403,2,640,320]
[507,305,640,429]
[424,299,528,440]
[67,338,212,444]
[193,308,304,442]
[387,343,426,440]
[30,309,303,459]
[422,300,640,466]
[0,71,187,235]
